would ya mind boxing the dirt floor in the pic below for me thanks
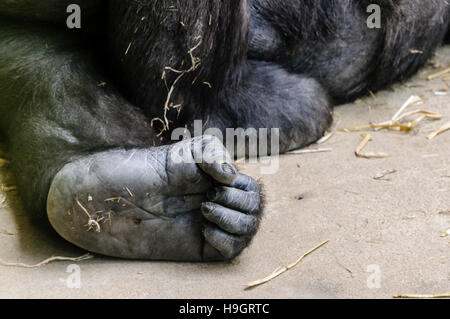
[0,46,449,299]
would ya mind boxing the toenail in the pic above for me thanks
[201,202,212,212]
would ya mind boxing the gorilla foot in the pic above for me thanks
[202,173,262,260]
[47,136,262,261]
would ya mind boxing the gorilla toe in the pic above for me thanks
[201,173,263,261]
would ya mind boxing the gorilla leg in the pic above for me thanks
[109,0,333,154]
[207,61,332,152]
[444,4,450,42]
[249,0,450,102]
[369,0,450,92]
[0,24,154,214]
[0,24,262,261]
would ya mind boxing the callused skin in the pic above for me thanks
[47,136,262,261]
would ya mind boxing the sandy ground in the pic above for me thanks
[0,46,449,299]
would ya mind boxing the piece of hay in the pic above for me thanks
[152,41,202,136]
[391,96,424,121]
[0,253,93,268]
[124,186,134,197]
[440,229,449,237]
[339,124,373,132]
[124,42,132,55]
[339,96,443,134]
[427,121,450,140]
[427,66,450,80]
[373,169,397,180]
[316,133,334,144]
[76,198,101,233]
[245,239,330,289]
[355,133,389,159]
[433,89,448,96]
[0,229,14,236]
[394,292,450,299]
[395,109,442,122]
[286,148,333,155]
[316,112,341,145]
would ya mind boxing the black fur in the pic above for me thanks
[249,0,450,101]
[0,23,155,215]
[0,0,448,261]
[108,0,332,153]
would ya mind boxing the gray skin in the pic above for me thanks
[47,136,262,261]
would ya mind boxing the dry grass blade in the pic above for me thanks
[316,112,341,144]
[316,132,334,144]
[355,133,389,159]
[391,96,424,121]
[125,186,134,197]
[286,148,333,155]
[394,292,450,299]
[395,109,442,121]
[339,125,372,132]
[245,239,330,289]
[427,66,450,80]
[0,253,93,268]
[369,122,414,132]
[152,41,202,136]
[433,89,448,96]
[339,96,443,134]
[76,197,101,233]
[427,121,450,140]
[373,169,397,180]
[0,229,14,236]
